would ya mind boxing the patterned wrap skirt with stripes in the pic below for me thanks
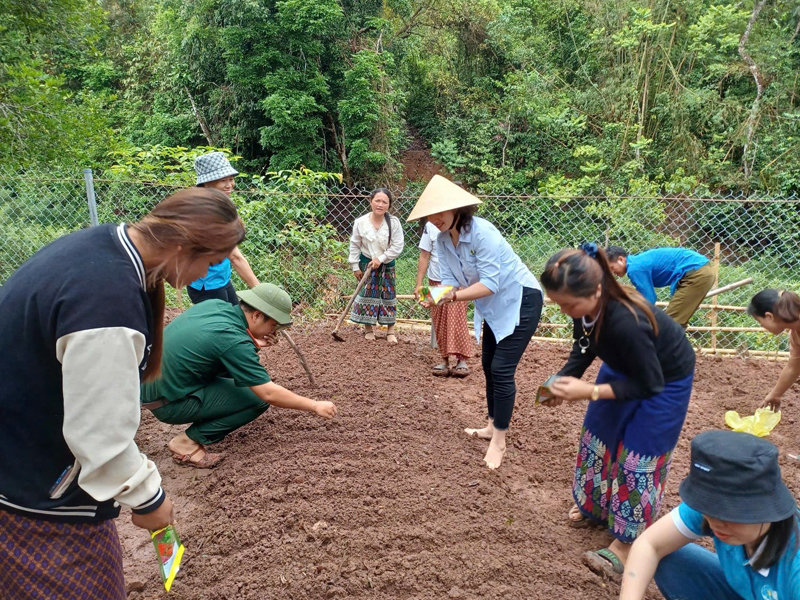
[0,510,126,600]
[350,254,397,326]
[572,363,693,544]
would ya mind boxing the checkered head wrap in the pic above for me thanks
[194,152,239,185]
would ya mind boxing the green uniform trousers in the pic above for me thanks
[151,377,268,445]
[665,262,716,328]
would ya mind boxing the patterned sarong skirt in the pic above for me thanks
[572,363,693,543]
[350,253,397,326]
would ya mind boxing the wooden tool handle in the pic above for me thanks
[333,266,373,333]
[280,330,317,387]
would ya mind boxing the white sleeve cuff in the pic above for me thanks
[671,507,702,540]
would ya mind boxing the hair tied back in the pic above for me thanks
[578,242,599,259]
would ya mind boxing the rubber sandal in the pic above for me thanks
[568,505,605,529]
[583,548,624,579]
[451,362,469,378]
[432,363,450,377]
[364,331,375,341]
[170,446,224,469]
[386,334,398,344]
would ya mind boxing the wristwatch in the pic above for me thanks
[590,385,600,401]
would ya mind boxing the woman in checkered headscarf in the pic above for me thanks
[189,152,261,305]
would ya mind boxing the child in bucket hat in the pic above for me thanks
[620,430,799,600]
[187,152,260,305]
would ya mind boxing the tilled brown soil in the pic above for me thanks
[120,322,800,599]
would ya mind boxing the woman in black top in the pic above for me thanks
[539,243,695,580]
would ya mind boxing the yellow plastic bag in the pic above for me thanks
[724,407,781,437]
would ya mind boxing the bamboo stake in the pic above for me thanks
[280,330,317,387]
[710,242,720,353]
[704,278,754,298]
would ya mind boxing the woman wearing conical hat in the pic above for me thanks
[408,176,543,469]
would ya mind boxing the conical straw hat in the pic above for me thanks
[406,175,482,222]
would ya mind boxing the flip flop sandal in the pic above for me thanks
[451,363,470,378]
[432,363,450,377]
[170,446,224,469]
[568,506,605,529]
[386,334,398,344]
[583,548,624,579]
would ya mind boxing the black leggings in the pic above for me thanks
[187,281,239,306]
[482,287,543,430]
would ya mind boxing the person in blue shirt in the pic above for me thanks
[188,152,260,305]
[407,176,543,470]
[606,246,715,328]
[620,430,800,600]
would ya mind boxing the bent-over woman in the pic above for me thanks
[540,243,695,578]
[408,176,542,470]
[747,289,800,414]
[0,188,245,598]
[349,188,405,343]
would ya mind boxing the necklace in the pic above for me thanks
[578,312,600,354]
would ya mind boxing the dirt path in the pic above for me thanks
[120,323,800,599]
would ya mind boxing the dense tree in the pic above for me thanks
[1,0,798,191]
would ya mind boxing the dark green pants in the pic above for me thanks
[152,378,268,445]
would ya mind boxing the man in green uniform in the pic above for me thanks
[141,283,337,468]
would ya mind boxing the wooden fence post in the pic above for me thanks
[710,242,721,353]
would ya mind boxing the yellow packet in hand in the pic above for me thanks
[724,407,781,437]
[151,524,185,592]
[419,285,455,305]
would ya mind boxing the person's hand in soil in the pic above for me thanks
[131,496,174,532]
[548,376,593,402]
[354,269,363,281]
[762,394,782,412]
[314,400,337,419]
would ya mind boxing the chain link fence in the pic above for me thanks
[2,165,798,356]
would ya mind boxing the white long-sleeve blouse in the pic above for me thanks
[348,213,405,271]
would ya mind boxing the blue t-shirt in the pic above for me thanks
[189,258,232,291]
[626,248,709,303]
[672,503,800,600]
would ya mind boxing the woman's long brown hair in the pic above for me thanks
[540,245,658,339]
[130,187,246,381]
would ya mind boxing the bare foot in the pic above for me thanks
[464,420,494,440]
[386,334,398,344]
[484,435,506,469]
[364,331,375,341]
[569,505,583,521]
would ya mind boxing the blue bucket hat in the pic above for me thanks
[195,152,239,185]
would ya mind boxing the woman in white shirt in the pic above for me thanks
[349,188,405,343]
[415,219,474,376]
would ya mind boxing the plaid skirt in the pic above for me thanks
[350,254,397,326]
[573,364,693,543]
[0,510,126,600]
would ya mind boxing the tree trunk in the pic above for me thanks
[184,85,215,146]
[327,114,352,187]
[738,0,769,179]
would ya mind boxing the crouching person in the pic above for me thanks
[142,283,337,468]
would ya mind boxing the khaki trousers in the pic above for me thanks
[665,262,716,327]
